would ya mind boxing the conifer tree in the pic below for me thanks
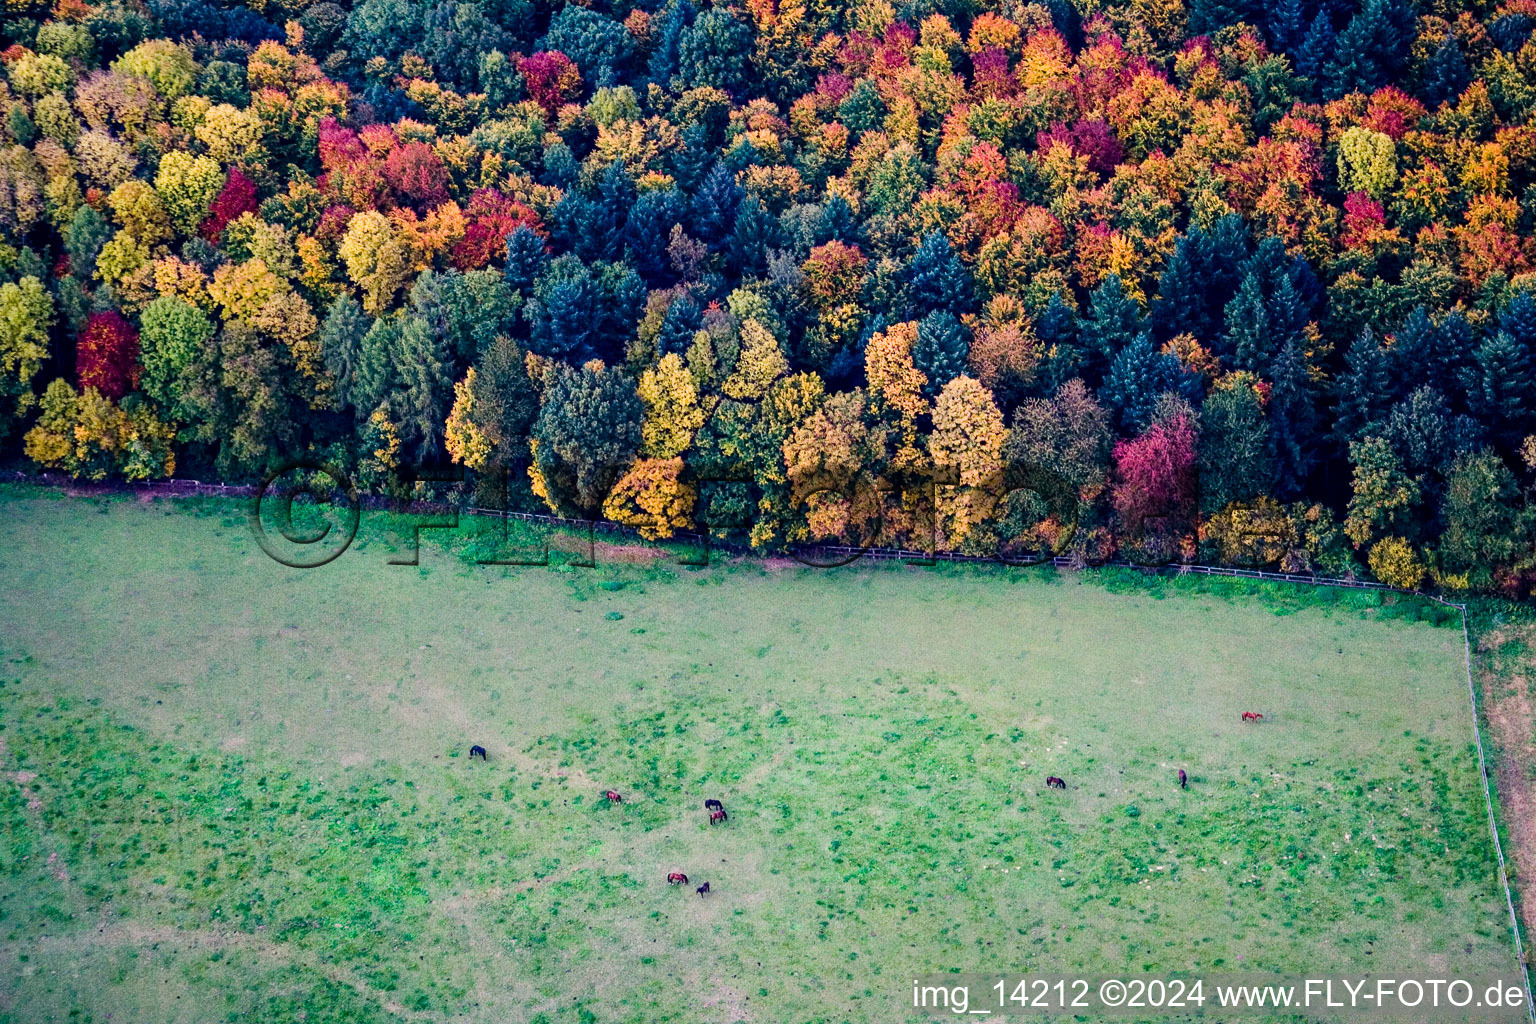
[913,311,971,398]
[1469,331,1534,448]
[729,196,778,278]
[504,225,550,297]
[904,232,974,319]
[1267,338,1316,498]
[1334,327,1391,445]
[1080,274,1143,376]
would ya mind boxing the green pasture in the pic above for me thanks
[0,486,1517,1023]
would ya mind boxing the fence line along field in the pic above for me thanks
[0,487,1518,1023]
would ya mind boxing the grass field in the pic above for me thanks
[0,485,1520,1023]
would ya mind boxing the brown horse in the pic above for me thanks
[1241,712,1264,723]
[605,789,624,803]
[667,872,688,885]
[1045,776,1066,790]
[709,808,728,824]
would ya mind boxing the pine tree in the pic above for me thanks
[1267,0,1306,56]
[903,232,974,318]
[1079,274,1142,376]
[1470,331,1534,448]
[1334,327,1391,444]
[394,315,452,462]
[1419,33,1471,109]
[1498,289,1536,350]
[693,163,743,249]
[1152,214,1252,343]
[1099,332,1190,432]
[625,187,684,283]
[1189,0,1260,37]
[1150,233,1205,342]
[1323,0,1411,101]
[729,196,777,278]
[1390,306,1439,399]
[592,159,636,262]
[648,0,695,87]
[677,8,752,94]
[1222,273,1273,372]
[354,316,403,420]
[1294,10,1336,90]
[504,225,550,296]
[1033,292,1083,394]
[1268,338,1317,498]
[595,261,646,360]
[913,311,971,397]
[1384,386,1451,475]
[815,194,860,247]
[321,293,372,410]
[657,296,702,357]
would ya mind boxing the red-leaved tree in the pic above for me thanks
[1110,412,1197,559]
[200,167,259,242]
[517,52,582,116]
[77,310,141,400]
[451,188,544,270]
[383,141,449,210]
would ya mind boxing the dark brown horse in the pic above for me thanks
[696,881,710,896]
[1178,768,1187,789]
[469,745,487,760]
[1045,776,1066,790]
[704,799,724,812]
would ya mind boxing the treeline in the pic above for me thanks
[2,0,1536,591]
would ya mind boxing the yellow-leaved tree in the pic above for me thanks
[637,352,706,458]
[602,457,697,539]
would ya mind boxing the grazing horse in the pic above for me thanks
[1241,712,1264,723]
[469,745,487,761]
[696,881,710,896]
[704,799,724,812]
[709,808,728,824]
[605,789,624,803]
[1045,776,1066,790]
[667,872,688,885]
[1178,768,1187,790]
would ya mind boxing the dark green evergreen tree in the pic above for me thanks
[730,196,779,278]
[539,5,633,86]
[657,295,702,356]
[1469,330,1534,448]
[1080,274,1142,376]
[1334,327,1391,444]
[903,231,974,319]
[1099,332,1193,432]
[1033,291,1083,394]
[320,293,372,410]
[1419,33,1471,108]
[393,314,452,461]
[1267,338,1316,498]
[504,225,550,297]
[1322,0,1412,100]
[913,311,970,397]
[677,8,753,94]
[532,361,643,516]
[1198,383,1273,512]
[693,162,743,249]
[625,187,684,283]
